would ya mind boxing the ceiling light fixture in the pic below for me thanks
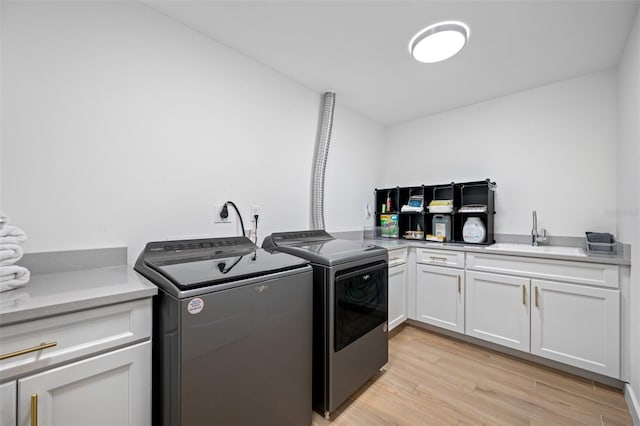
[409,21,470,63]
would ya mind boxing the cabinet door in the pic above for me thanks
[0,380,16,426]
[466,271,530,351]
[388,263,407,330]
[18,341,150,426]
[416,264,464,333]
[531,279,620,378]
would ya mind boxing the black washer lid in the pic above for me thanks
[138,236,308,289]
[263,230,386,266]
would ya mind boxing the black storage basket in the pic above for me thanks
[585,232,616,254]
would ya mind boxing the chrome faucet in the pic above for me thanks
[531,210,547,246]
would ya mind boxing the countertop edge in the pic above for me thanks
[0,288,157,326]
[367,239,631,266]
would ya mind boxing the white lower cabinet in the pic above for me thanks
[388,263,408,330]
[465,271,530,352]
[0,381,16,426]
[388,249,408,330]
[416,264,465,333]
[464,254,621,378]
[530,279,620,378]
[17,341,150,426]
[1,299,152,426]
[404,247,622,378]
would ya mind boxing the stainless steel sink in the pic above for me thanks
[485,243,586,257]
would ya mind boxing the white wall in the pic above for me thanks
[617,7,640,419]
[0,1,386,264]
[385,71,618,238]
[325,107,386,232]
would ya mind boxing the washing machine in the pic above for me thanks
[135,236,313,426]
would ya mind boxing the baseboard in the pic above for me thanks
[626,384,640,426]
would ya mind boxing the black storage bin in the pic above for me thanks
[585,232,616,254]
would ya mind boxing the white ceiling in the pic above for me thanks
[145,0,639,126]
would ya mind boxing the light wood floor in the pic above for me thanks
[312,324,633,426]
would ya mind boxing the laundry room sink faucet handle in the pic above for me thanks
[531,210,547,246]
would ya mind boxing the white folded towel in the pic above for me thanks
[0,242,24,266]
[0,225,27,241]
[0,212,10,226]
[0,215,31,292]
[0,236,24,245]
[0,223,28,266]
[0,265,30,292]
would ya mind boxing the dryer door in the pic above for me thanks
[334,261,388,352]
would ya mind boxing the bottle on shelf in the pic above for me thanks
[462,217,486,243]
[386,192,392,212]
[432,214,451,241]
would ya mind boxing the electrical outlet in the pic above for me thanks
[251,205,261,218]
[214,204,231,223]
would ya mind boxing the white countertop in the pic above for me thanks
[368,238,631,266]
[0,265,157,325]
[0,238,629,326]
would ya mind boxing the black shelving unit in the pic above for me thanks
[374,179,496,244]
[374,186,401,238]
[398,185,425,238]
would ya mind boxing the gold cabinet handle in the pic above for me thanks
[522,285,526,305]
[31,394,38,426]
[389,256,401,262]
[457,275,461,293]
[535,287,539,307]
[429,256,447,263]
[0,342,57,361]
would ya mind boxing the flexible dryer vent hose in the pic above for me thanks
[311,91,336,230]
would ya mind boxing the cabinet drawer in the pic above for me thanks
[388,249,407,267]
[466,253,619,288]
[416,249,464,268]
[0,299,151,381]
